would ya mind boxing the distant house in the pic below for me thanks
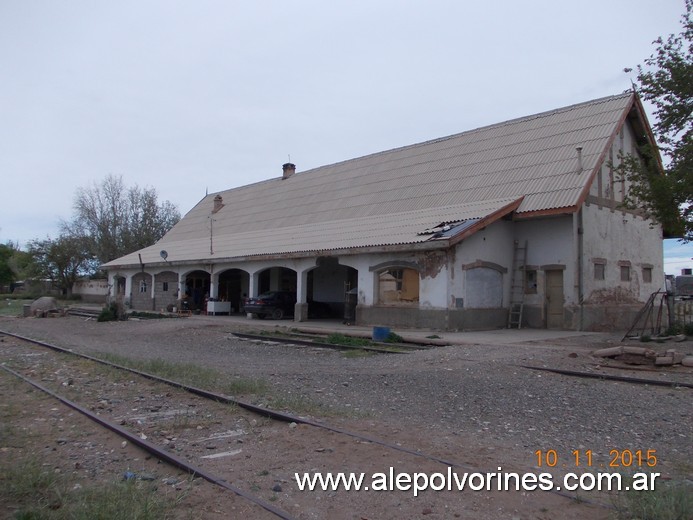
[103,92,665,331]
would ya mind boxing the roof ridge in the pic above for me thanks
[295,91,633,176]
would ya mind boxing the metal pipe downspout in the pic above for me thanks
[575,208,584,330]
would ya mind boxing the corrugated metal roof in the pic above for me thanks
[105,93,636,267]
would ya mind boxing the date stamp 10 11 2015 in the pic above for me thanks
[534,449,658,469]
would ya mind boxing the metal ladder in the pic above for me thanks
[508,240,528,329]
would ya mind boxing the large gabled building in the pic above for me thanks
[103,91,665,331]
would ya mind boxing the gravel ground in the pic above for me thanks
[2,313,690,485]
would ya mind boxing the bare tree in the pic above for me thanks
[67,174,181,263]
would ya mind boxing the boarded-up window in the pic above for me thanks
[594,263,605,280]
[466,267,502,308]
[378,268,419,304]
[642,267,652,283]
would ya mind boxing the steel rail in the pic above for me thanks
[0,364,296,520]
[231,331,420,352]
[0,329,458,466]
[519,364,693,389]
[1,329,614,509]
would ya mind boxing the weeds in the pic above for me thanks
[385,331,404,343]
[1,458,171,519]
[342,349,375,358]
[92,352,268,397]
[612,479,692,520]
[97,302,127,322]
[326,333,373,347]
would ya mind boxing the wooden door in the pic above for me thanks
[545,270,564,329]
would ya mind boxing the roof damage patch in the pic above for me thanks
[419,219,481,240]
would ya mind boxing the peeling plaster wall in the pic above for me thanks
[579,201,664,329]
[583,196,664,300]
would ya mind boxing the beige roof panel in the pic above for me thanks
[105,93,638,268]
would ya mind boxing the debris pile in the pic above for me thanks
[28,296,66,318]
[593,345,693,367]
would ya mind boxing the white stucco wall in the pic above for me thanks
[513,216,576,305]
[582,202,664,303]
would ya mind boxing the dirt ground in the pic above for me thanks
[0,314,691,520]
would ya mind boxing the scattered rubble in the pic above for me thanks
[593,343,693,366]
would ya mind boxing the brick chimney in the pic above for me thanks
[212,194,223,213]
[282,162,296,180]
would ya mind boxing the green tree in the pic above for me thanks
[67,174,181,264]
[620,0,692,239]
[0,243,14,287]
[0,241,32,291]
[27,235,97,297]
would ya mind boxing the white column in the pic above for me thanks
[210,272,219,299]
[124,274,133,307]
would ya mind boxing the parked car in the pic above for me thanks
[244,291,296,319]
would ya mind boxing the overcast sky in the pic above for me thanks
[0,0,689,274]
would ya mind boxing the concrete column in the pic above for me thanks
[124,274,133,308]
[294,268,309,322]
[210,272,219,299]
[177,275,186,311]
[246,271,259,319]
[150,272,156,310]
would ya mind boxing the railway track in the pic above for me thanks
[0,329,616,519]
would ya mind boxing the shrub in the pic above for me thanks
[385,331,404,343]
[97,302,127,322]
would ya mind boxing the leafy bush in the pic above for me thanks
[385,331,404,343]
[97,302,126,322]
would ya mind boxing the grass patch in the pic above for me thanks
[265,393,334,416]
[1,457,174,519]
[326,333,374,347]
[2,457,60,504]
[612,479,692,520]
[342,349,376,358]
[129,311,177,320]
[0,298,32,316]
[91,352,268,397]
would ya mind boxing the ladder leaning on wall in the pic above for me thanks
[508,240,528,329]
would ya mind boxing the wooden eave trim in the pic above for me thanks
[573,93,636,211]
[631,93,665,172]
[513,205,578,219]
[574,92,665,212]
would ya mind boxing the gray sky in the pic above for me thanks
[0,0,689,273]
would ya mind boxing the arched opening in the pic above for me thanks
[257,266,296,294]
[245,267,297,320]
[183,270,210,312]
[307,257,358,319]
[218,268,250,314]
